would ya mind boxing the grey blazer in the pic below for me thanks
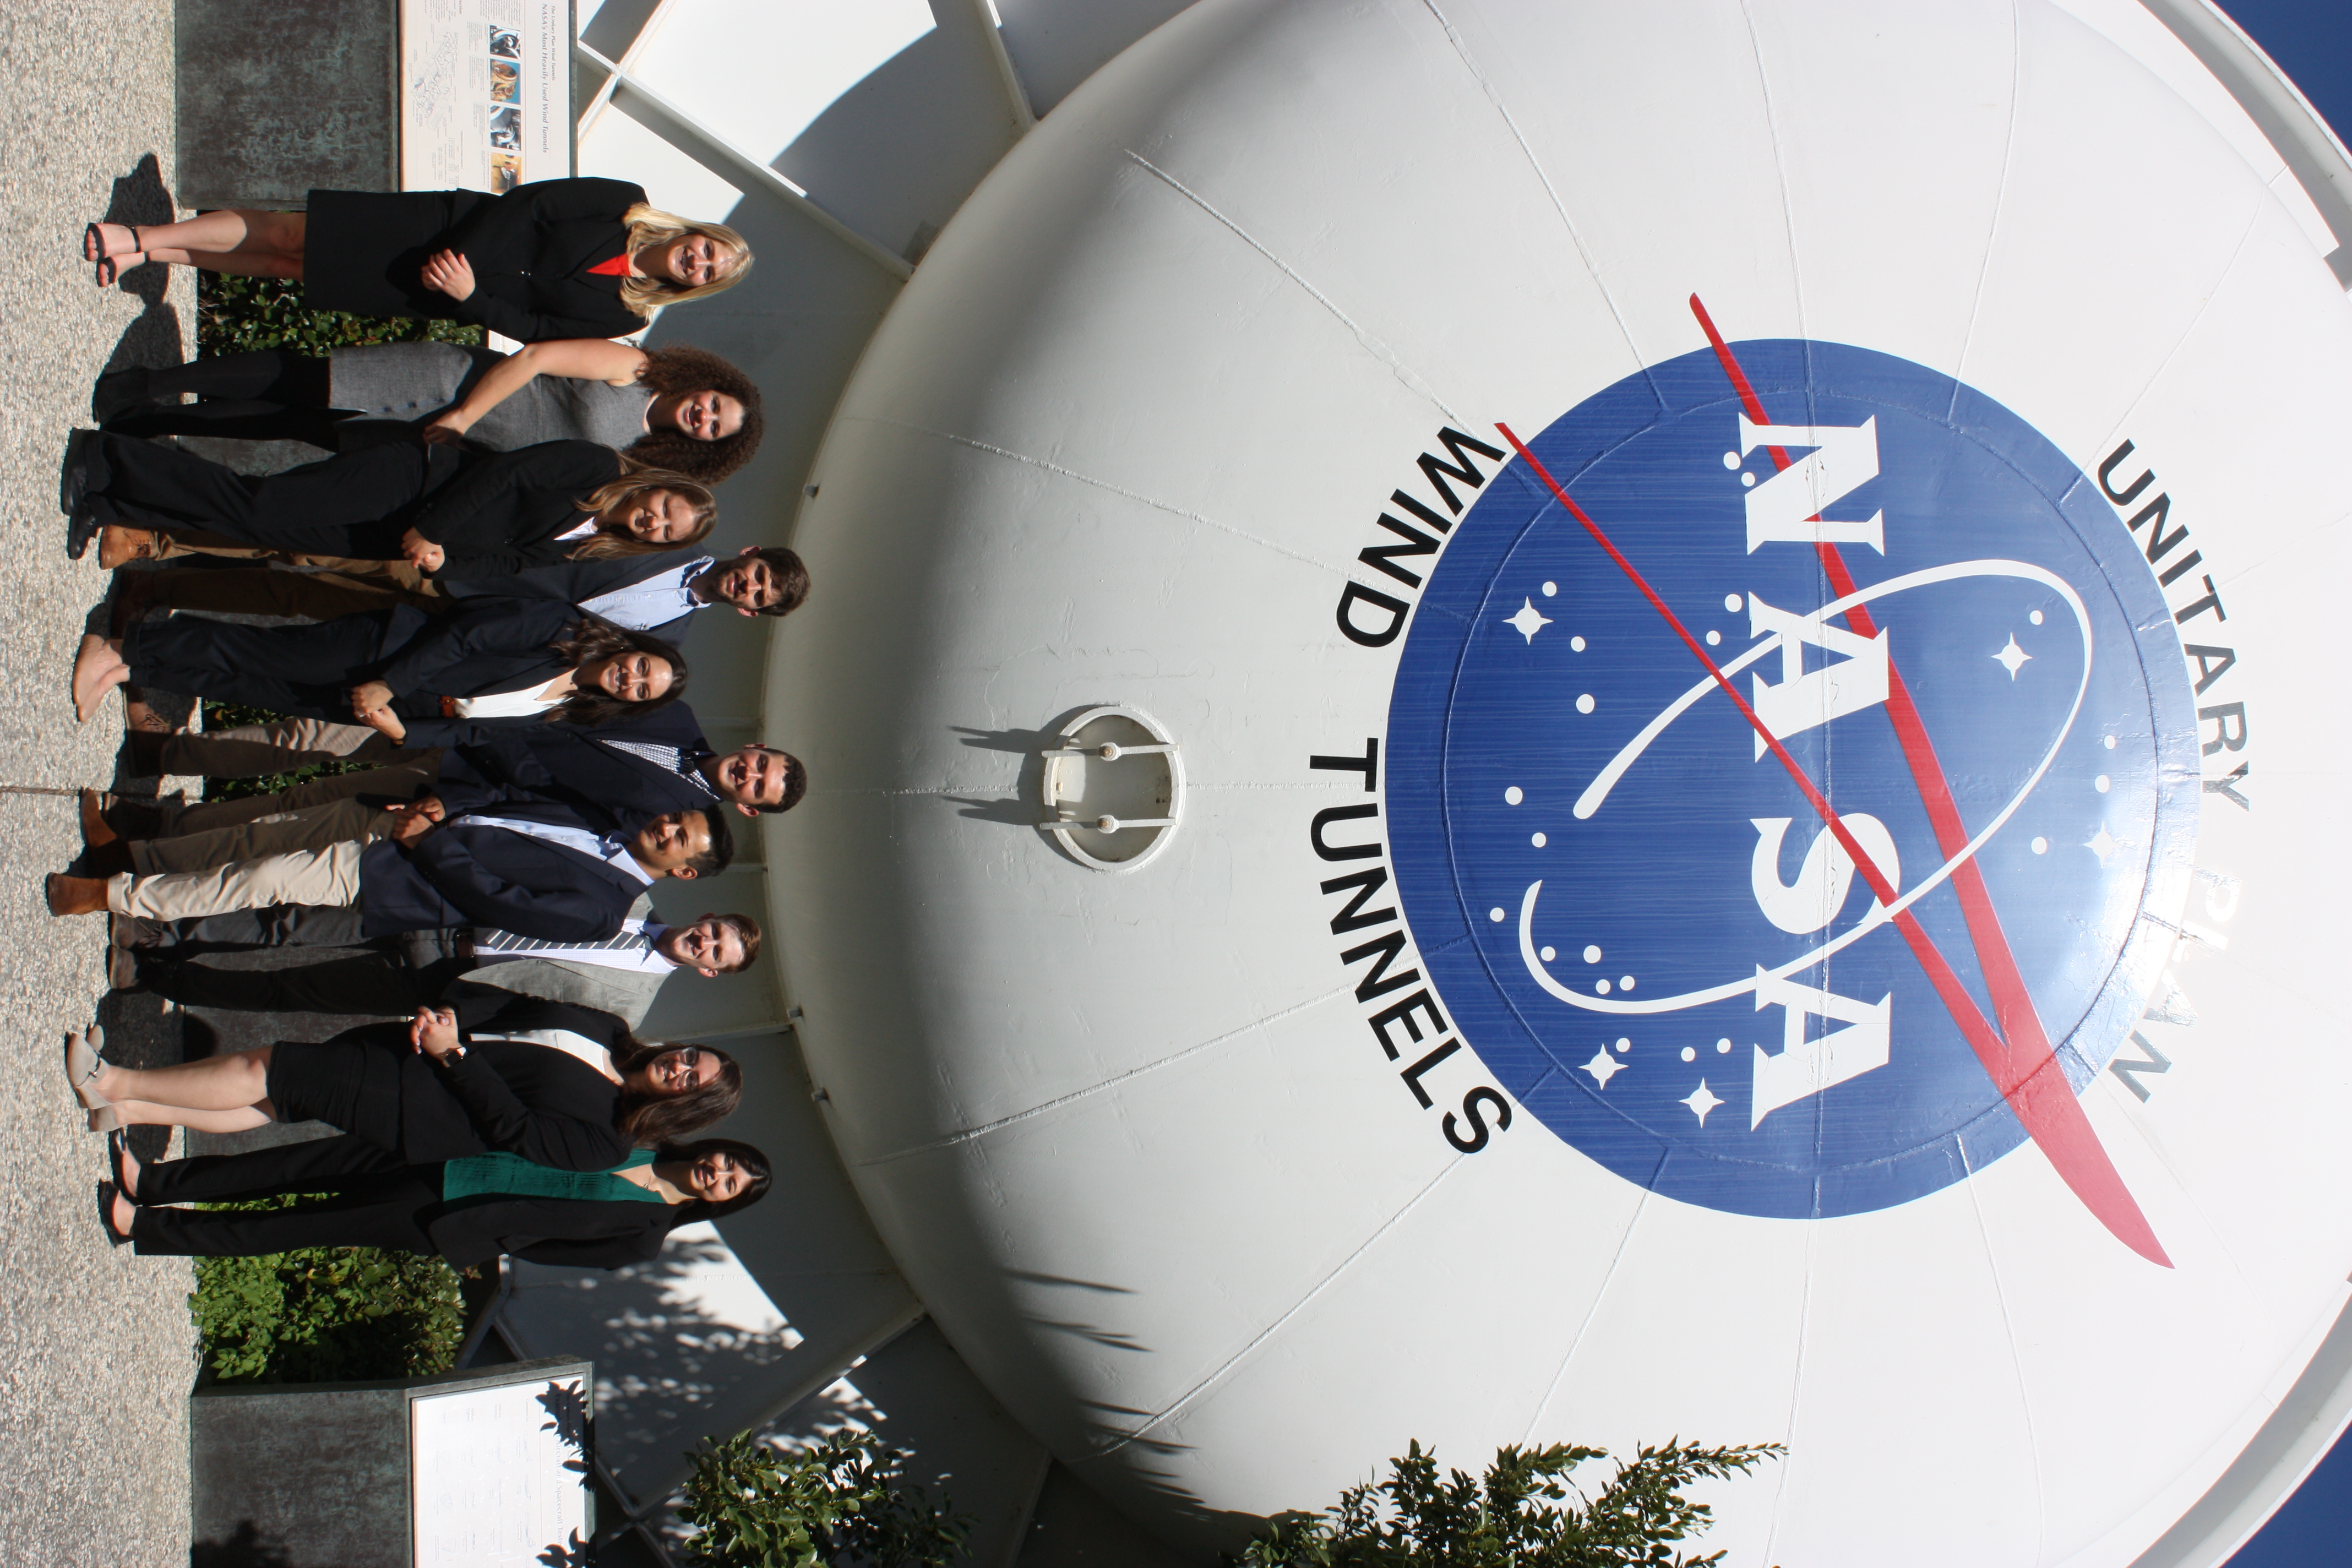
[417,894,672,1028]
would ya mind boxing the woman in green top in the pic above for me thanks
[102,1135,770,1271]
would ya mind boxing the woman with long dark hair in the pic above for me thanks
[91,344,766,567]
[64,431,715,579]
[65,1003,744,1168]
[70,600,685,731]
[81,177,749,342]
[103,1135,771,1270]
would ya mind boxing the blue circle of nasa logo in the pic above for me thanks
[1386,339,2201,1221]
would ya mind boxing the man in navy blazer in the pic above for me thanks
[435,701,805,821]
[47,795,728,944]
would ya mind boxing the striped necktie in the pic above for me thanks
[475,924,652,956]
[598,739,717,799]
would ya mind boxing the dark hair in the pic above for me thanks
[544,618,688,726]
[624,346,768,483]
[613,1043,743,1146]
[656,1137,772,1221]
[683,807,733,876]
[769,748,807,813]
[750,547,810,618]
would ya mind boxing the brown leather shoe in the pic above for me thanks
[79,788,117,848]
[44,873,109,916]
[121,690,179,735]
[96,524,159,570]
[106,945,140,990]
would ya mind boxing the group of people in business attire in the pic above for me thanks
[58,176,813,1272]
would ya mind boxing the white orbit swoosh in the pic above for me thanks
[1520,558,2093,1016]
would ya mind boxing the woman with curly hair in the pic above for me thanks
[81,177,749,342]
[66,428,714,582]
[90,339,767,518]
[69,598,688,732]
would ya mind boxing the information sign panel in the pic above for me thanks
[401,0,572,192]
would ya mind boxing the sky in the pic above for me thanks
[2202,9,2351,1564]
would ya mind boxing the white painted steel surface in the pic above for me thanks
[766,1,2352,1562]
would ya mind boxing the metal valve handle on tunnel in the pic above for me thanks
[1037,705,1184,872]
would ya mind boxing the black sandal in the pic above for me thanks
[94,227,141,287]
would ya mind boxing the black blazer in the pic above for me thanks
[353,599,576,721]
[429,701,720,821]
[428,1196,684,1271]
[357,799,651,940]
[439,177,652,344]
[408,439,627,581]
[393,996,639,1170]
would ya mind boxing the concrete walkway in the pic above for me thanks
[0,6,195,1563]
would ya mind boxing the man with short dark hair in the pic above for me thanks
[46,798,728,944]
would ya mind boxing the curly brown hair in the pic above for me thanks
[543,617,689,726]
[622,345,767,483]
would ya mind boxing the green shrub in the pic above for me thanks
[677,1429,971,1568]
[198,701,383,804]
[1229,1438,1785,1568]
[199,272,483,358]
[189,1191,469,1386]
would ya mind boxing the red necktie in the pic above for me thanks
[585,252,632,277]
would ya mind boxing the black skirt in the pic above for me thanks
[304,188,487,318]
[264,1034,406,1149]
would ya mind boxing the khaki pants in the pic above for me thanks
[110,840,364,921]
[134,796,395,875]
[169,756,445,837]
[146,530,439,594]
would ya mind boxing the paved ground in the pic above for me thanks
[0,7,195,1563]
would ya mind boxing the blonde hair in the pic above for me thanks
[571,469,718,560]
[617,203,752,316]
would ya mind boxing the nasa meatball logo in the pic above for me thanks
[1348,308,2240,1258]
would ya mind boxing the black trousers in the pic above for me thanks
[103,351,351,448]
[124,611,388,722]
[131,1137,443,1257]
[135,904,373,950]
[89,431,436,556]
[145,949,466,1015]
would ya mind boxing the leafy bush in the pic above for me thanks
[199,272,482,358]
[198,701,384,804]
[677,1429,972,1568]
[1230,1439,1784,1568]
[189,1191,469,1385]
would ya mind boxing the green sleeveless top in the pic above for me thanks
[441,1148,670,1204]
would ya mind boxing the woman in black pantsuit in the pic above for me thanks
[104,1135,771,1270]
[76,601,686,737]
[80,177,750,343]
[66,1001,745,1172]
[69,433,713,575]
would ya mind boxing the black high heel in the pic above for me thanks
[107,1131,141,1202]
[96,1182,132,1247]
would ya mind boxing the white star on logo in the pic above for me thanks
[1506,598,1553,643]
[1681,1080,1724,1125]
[1580,1047,1624,1088]
[2085,826,2117,864]
[1992,635,2032,679]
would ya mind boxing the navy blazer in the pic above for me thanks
[365,598,584,722]
[358,801,650,940]
[428,702,720,825]
[439,176,651,344]
[436,551,705,636]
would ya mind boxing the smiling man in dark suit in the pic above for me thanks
[47,796,728,943]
